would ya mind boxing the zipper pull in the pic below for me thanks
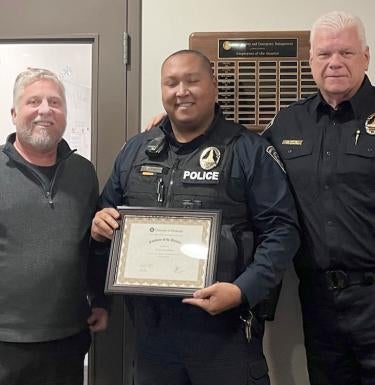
[46,191,54,206]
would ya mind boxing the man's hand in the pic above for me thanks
[144,111,167,131]
[87,307,108,332]
[91,208,120,242]
[182,282,242,316]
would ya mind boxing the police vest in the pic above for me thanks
[123,121,253,283]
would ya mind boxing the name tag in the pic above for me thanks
[282,139,303,145]
[140,165,164,176]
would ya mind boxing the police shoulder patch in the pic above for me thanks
[266,145,286,173]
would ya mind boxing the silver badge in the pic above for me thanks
[199,147,221,170]
[365,113,375,135]
[266,145,286,173]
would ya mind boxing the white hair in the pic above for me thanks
[310,11,367,51]
[13,67,66,111]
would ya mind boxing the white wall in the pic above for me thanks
[142,0,375,125]
[141,2,375,384]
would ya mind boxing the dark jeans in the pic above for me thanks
[299,280,375,385]
[132,298,269,385]
[0,329,91,385]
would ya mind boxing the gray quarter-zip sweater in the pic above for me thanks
[0,133,99,342]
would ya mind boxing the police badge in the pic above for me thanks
[365,113,375,135]
[199,147,221,170]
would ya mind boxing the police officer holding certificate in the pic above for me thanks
[91,49,300,385]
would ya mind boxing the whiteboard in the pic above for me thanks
[0,42,92,160]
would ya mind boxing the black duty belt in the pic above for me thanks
[325,270,375,290]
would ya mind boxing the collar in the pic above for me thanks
[349,76,375,118]
[309,76,374,121]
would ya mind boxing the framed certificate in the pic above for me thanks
[105,207,221,296]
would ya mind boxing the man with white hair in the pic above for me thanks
[263,11,375,385]
[0,68,108,385]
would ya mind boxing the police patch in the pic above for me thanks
[199,147,221,170]
[266,146,286,173]
[365,113,375,135]
[182,170,220,184]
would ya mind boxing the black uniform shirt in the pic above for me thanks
[263,76,375,274]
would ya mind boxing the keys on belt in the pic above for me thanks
[240,310,253,343]
[325,270,375,290]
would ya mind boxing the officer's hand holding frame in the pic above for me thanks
[105,207,221,296]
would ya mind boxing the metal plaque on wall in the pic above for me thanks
[189,31,316,132]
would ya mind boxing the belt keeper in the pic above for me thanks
[326,270,348,290]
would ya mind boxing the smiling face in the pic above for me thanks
[309,25,370,107]
[11,79,67,152]
[161,51,217,142]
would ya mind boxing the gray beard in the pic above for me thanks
[17,126,64,152]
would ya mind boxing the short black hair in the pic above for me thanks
[162,49,213,76]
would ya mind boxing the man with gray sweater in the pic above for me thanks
[0,68,108,385]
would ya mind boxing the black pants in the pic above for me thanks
[132,298,269,385]
[299,280,375,385]
[0,329,91,385]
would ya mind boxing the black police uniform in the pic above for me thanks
[263,76,375,385]
[99,107,300,385]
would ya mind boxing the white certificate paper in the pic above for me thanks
[115,216,211,288]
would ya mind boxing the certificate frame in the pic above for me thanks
[105,206,221,296]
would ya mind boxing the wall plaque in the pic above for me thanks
[190,31,316,132]
[219,38,298,58]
